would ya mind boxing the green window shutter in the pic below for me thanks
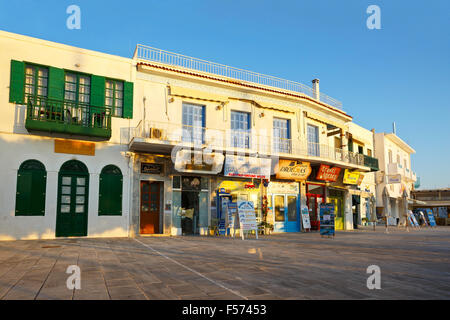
[123,81,134,119]
[348,139,354,152]
[48,67,65,100]
[15,171,46,216]
[98,173,123,216]
[91,75,105,107]
[9,60,25,104]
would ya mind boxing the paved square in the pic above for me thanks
[0,227,449,300]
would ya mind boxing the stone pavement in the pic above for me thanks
[0,227,449,300]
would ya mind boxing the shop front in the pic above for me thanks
[306,164,342,230]
[267,181,300,232]
[212,154,272,233]
[328,188,345,230]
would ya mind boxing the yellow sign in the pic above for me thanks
[343,169,363,185]
[54,139,95,156]
[275,160,311,181]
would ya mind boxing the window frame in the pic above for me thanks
[105,78,124,118]
[24,63,49,102]
[64,71,91,105]
[230,110,251,148]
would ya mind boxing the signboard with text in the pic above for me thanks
[275,160,312,181]
[301,205,311,230]
[319,203,335,236]
[224,155,271,179]
[426,209,437,227]
[316,165,341,182]
[235,201,258,240]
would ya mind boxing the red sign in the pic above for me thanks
[316,165,341,182]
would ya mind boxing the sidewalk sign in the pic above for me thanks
[319,203,335,237]
[426,209,437,227]
[233,201,258,240]
[301,205,311,232]
[408,210,420,228]
[419,211,428,227]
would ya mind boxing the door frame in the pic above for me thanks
[272,194,300,233]
[55,169,89,237]
[139,179,164,234]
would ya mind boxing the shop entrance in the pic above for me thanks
[329,189,345,230]
[306,183,325,230]
[273,194,299,232]
[140,181,162,234]
[181,191,200,235]
[56,160,89,237]
[352,195,360,229]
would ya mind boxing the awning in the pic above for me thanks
[168,86,229,103]
[304,112,346,131]
[407,198,427,205]
[253,100,296,113]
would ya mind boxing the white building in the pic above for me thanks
[374,131,417,225]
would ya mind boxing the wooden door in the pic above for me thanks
[140,181,161,234]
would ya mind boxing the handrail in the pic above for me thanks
[135,44,343,110]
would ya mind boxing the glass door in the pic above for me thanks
[273,194,300,233]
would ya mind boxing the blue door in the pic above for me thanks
[273,194,300,232]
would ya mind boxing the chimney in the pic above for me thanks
[392,122,396,135]
[312,78,320,100]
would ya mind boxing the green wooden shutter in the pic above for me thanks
[98,173,123,216]
[9,60,25,104]
[48,67,65,100]
[91,75,105,107]
[15,171,46,216]
[348,139,354,152]
[123,81,134,119]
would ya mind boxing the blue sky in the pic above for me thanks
[1,0,449,189]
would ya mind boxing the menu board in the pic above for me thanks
[408,211,420,227]
[301,205,311,230]
[319,203,335,237]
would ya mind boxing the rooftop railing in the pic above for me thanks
[135,44,343,110]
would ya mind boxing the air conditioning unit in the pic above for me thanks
[151,128,163,139]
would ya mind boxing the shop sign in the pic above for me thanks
[386,174,402,184]
[319,203,335,237]
[275,160,312,181]
[175,150,224,174]
[224,155,271,179]
[343,169,361,185]
[54,139,95,156]
[267,181,299,194]
[235,201,258,240]
[316,165,341,182]
[141,163,164,174]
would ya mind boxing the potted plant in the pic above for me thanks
[259,221,274,235]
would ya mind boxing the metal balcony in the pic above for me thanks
[25,95,112,139]
[363,154,379,171]
[135,44,343,110]
[130,120,367,168]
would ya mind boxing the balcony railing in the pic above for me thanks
[135,44,343,110]
[131,121,365,167]
[25,95,111,139]
[363,155,379,171]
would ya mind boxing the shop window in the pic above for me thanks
[15,160,47,216]
[98,165,123,216]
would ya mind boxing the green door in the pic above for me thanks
[56,160,89,237]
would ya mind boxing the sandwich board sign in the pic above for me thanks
[227,202,238,235]
[426,209,437,227]
[301,205,311,231]
[419,211,428,227]
[234,201,258,240]
[319,203,335,237]
[408,211,420,228]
